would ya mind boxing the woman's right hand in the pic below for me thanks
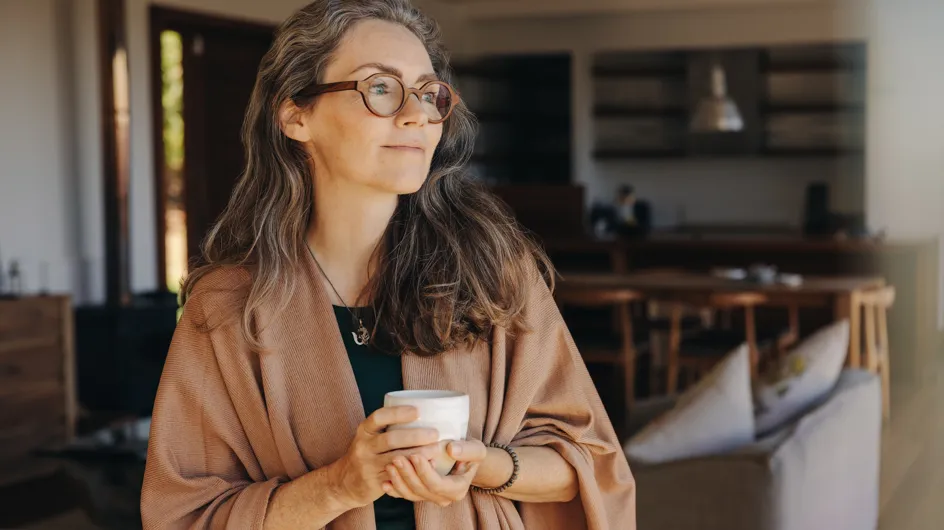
[328,406,442,508]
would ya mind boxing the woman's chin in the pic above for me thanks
[371,172,428,196]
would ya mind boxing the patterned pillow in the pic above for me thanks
[624,345,754,464]
[754,320,850,435]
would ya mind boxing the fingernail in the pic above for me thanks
[395,458,405,468]
[410,455,420,464]
[450,443,462,456]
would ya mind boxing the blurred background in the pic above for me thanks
[0,0,941,528]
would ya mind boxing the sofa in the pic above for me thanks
[629,369,882,530]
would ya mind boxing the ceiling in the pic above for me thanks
[434,0,833,20]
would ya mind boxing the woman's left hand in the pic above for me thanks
[382,439,488,507]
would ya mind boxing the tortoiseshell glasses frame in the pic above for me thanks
[291,72,459,124]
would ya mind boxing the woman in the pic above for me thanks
[141,1,635,529]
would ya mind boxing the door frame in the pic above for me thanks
[148,6,274,290]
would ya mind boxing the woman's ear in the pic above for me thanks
[279,99,311,143]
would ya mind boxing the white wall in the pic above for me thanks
[864,0,944,327]
[73,0,107,304]
[593,158,861,228]
[0,0,101,301]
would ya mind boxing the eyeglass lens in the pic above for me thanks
[365,75,453,122]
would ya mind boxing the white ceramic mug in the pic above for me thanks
[383,390,470,475]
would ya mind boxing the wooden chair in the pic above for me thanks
[779,303,801,354]
[860,286,895,420]
[664,292,768,394]
[555,283,644,413]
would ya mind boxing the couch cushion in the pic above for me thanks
[753,319,850,435]
[624,345,754,464]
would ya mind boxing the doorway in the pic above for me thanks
[150,7,274,292]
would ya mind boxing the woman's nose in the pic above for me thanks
[395,92,429,127]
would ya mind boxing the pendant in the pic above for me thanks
[352,321,371,346]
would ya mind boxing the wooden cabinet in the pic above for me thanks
[761,43,866,156]
[452,54,572,184]
[0,296,76,485]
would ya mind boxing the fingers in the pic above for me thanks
[447,440,488,463]
[451,461,472,475]
[384,454,478,507]
[399,455,454,507]
[361,406,419,435]
[385,461,421,501]
[389,440,446,459]
[375,429,440,453]
[382,482,403,499]
[413,455,472,507]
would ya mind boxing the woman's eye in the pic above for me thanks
[421,91,437,103]
[369,83,389,95]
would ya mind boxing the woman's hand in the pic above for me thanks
[328,406,444,509]
[382,439,489,507]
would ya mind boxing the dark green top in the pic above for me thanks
[333,306,415,530]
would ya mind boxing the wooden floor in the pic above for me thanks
[5,362,943,530]
[878,363,944,530]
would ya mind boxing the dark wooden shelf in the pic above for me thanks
[591,67,686,79]
[593,107,688,118]
[473,111,570,126]
[762,60,866,74]
[761,63,865,74]
[452,65,570,84]
[471,152,571,164]
[593,148,869,160]
[762,103,865,114]
[593,149,687,160]
[761,146,865,157]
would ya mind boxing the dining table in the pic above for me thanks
[558,270,887,368]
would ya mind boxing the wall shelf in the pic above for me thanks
[761,147,865,157]
[591,68,687,79]
[762,103,865,114]
[470,152,571,163]
[593,149,687,160]
[591,43,866,159]
[473,111,571,127]
[593,107,687,118]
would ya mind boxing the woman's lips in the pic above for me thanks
[383,145,424,153]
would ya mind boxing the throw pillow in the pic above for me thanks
[753,319,850,435]
[624,345,754,464]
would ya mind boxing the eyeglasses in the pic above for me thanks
[292,73,459,124]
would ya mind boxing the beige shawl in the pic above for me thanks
[141,255,636,529]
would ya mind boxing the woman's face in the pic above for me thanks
[285,19,444,196]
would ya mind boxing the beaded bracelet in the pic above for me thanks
[470,442,520,495]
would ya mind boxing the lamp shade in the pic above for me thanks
[690,62,744,133]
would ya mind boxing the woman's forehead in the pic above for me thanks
[327,19,434,82]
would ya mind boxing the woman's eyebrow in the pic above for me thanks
[348,62,439,84]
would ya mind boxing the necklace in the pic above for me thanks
[307,245,372,346]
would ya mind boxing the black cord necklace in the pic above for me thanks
[307,244,373,346]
